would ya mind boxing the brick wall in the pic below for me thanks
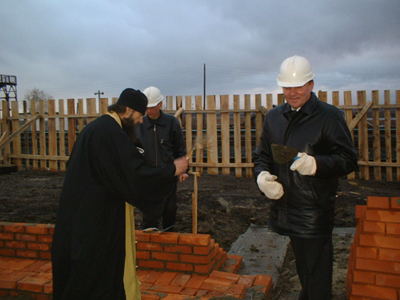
[0,223,228,276]
[347,196,400,300]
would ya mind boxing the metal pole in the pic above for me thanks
[203,64,206,110]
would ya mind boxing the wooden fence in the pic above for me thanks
[1,90,400,181]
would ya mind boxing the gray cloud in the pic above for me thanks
[1,0,399,102]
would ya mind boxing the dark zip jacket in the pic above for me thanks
[137,110,186,167]
[253,93,357,238]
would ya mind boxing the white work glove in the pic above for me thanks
[290,152,317,176]
[257,171,284,200]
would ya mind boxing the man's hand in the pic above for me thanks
[179,173,189,182]
[290,152,317,175]
[174,156,189,176]
[257,171,284,200]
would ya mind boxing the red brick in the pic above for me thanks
[356,246,377,259]
[193,244,213,255]
[0,233,14,240]
[254,274,273,287]
[48,227,55,235]
[363,221,386,234]
[0,249,16,256]
[360,234,400,250]
[15,234,37,242]
[185,274,207,289]
[164,244,192,254]
[0,271,36,289]
[2,259,36,271]
[390,197,400,210]
[209,270,240,283]
[5,241,26,249]
[141,292,161,300]
[151,252,178,262]
[27,242,50,251]
[180,287,197,296]
[366,209,400,223]
[149,283,184,294]
[180,252,214,265]
[179,233,211,246]
[165,262,193,272]
[150,232,180,244]
[39,251,52,260]
[37,235,53,243]
[199,281,230,292]
[376,273,400,288]
[194,263,214,274]
[170,273,191,286]
[353,270,375,284]
[386,223,400,235]
[351,283,397,300]
[16,250,38,259]
[3,224,26,233]
[139,270,164,284]
[16,275,50,293]
[356,257,400,275]
[36,294,52,300]
[137,260,164,270]
[226,283,246,297]
[21,260,48,272]
[136,250,150,260]
[136,242,163,252]
[379,248,400,261]
[355,205,367,220]
[35,262,52,273]
[368,196,390,209]
[135,231,151,242]
[25,225,49,235]
[153,271,177,285]
[237,275,256,287]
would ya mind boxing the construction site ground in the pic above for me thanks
[0,171,399,299]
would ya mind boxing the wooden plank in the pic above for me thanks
[11,102,22,171]
[233,95,242,177]
[206,95,218,175]
[372,90,381,180]
[22,102,30,171]
[175,96,183,127]
[266,94,273,111]
[220,95,230,175]
[244,94,252,178]
[67,99,76,155]
[184,96,193,165]
[1,101,11,165]
[48,100,57,172]
[166,95,173,111]
[195,96,203,174]
[87,98,97,123]
[30,100,39,171]
[39,100,46,172]
[59,100,66,172]
[343,91,355,179]
[77,99,85,132]
[396,90,400,181]
[358,91,369,180]
[384,90,392,181]
[277,93,285,106]
[255,94,263,148]
[318,91,327,103]
[332,91,339,107]
[348,101,373,132]
[100,98,108,115]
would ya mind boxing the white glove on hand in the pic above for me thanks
[290,152,317,175]
[257,171,284,200]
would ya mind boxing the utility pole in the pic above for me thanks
[94,90,104,111]
[203,64,206,110]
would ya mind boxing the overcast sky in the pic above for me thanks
[1,0,399,104]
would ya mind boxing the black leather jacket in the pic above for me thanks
[253,93,357,238]
[137,111,186,168]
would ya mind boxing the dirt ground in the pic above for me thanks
[0,171,399,299]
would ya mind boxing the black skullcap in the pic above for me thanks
[116,88,148,115]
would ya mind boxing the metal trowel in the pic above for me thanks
[271,144,299,164]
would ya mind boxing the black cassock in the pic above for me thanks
[51,114,175,300]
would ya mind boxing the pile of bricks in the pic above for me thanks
[347,196,400,300]
[0,222,274,299]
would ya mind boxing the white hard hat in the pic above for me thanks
[143,86,163,107]
[276,55,315,87]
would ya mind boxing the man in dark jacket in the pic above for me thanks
[253,56,357,300]
[51,88,188,300]
[137,86,188,232]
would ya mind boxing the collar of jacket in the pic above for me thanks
[106,111,122,128]
[143,110,168,130]
[281,92,318,117]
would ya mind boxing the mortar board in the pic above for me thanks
[116,88,148,115]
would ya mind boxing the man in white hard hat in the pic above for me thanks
[253,56,357,300]
[137,86,188,232]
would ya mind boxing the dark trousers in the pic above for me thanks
[289,236,333,300]
[142,183,177,232]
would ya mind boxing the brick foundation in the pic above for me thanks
[347,196,400,300]
[0,222,274,299]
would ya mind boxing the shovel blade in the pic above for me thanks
[271,144,298,164]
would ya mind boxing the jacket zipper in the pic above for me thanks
[153,125,158,167]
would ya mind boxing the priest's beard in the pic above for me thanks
[121,117,140,144]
